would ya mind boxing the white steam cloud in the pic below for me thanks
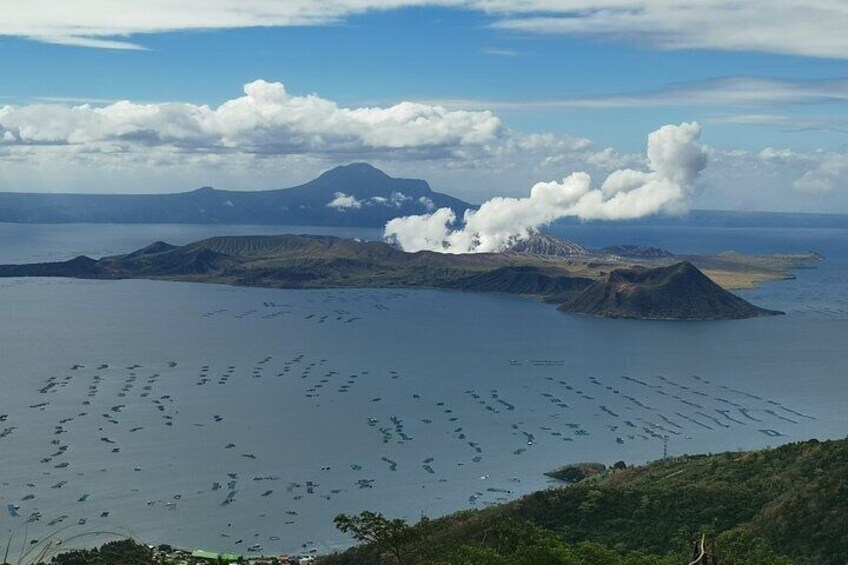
[384,122,707,253]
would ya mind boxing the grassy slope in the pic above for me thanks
[560,261,781,319]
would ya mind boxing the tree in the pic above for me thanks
[334,511,416,564]
[714,528,792,565]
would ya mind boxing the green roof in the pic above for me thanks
[191,549,242,560]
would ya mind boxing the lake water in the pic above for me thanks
[0,222,846,561]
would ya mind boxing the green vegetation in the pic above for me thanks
[0,233,813,320]
[544,462,607,483]
[321,437,848,564]
[37,540,155,565]
[16,438,846,564]
[11,540,248,565]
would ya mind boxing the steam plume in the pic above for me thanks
[384,122,707,253]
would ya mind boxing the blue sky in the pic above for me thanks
[0,2,846,213]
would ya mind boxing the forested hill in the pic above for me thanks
[320,436,848,564]
[24,437,848,564]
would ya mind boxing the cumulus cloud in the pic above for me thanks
[4,1,848,59]
[0,78,652,196]
[327,192,363,209]
[1,77,841,214]
[385,192,411,207]
[757,147,813,163]
[680,145,848,213]
[793,154,848,194]
[418,196,436,211]
[384,122,707,253]
[0,80,501,155]
[329,191,422,210]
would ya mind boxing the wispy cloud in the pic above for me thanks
[28,35,148,50]
[482,47,522,57]
[413,77,848,111]
[31,96,129,105]
[710,114,848,134]
[3,1,848,59]
[492,1,848,60]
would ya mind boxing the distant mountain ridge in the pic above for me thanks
[2,165,845,229]
[600,244,673,259]
[0,163,472,227]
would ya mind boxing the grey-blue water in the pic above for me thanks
[1,222,846,561]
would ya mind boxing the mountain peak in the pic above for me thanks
[671,260,699,274]
[304,162,441,203]
[318,162,391,181]
[606,261,699,286]
[506,231,587,257]
[562,261,783,320]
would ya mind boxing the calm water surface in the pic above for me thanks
[0,222,846,559]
